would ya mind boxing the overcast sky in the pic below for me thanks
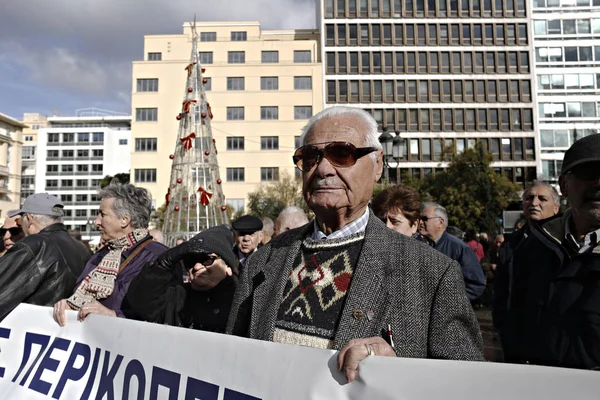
[0,0,316,121]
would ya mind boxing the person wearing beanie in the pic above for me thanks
[498,134,600,369]
[122,225,239,333]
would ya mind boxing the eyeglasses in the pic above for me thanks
[292,141,379,172]
[197,254,218,267]
[420,216,442,222]
[0,227,22,238]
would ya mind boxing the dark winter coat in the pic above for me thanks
[0,223,91,321]
[226,212,484,360]
[499,211,600,369]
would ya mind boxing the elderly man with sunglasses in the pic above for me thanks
[0,215,25,255]
[497,134,600,369]
[226,106,483,382]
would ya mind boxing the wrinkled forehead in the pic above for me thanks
[524,185,554,199]
[2,216,19,229]
[304,116,368,146]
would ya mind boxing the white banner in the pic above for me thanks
[0,304,598,399]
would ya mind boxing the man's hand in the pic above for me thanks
[53,299,75,327]
[156,240,212,271]
[77,301,117,322]
[189,257,232,291]
[337,337,396,382]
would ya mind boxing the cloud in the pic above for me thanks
[0,0,316,115]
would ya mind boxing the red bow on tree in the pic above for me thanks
[165,188,171,207]
[183,100,197,114]
[180,132,196,150]
[206,103,214,119]
[197,186,213,206]
[185,63,194,77]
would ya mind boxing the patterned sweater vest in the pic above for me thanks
[273,232,365,349]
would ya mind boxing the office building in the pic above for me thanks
[35,111,131,244]
[131,21,323,213]
[318,0,538,187]
[533,0,600,182]
[20,113,48,201]
[0,113,24,221]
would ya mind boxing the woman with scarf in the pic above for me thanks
[52,180,168,326]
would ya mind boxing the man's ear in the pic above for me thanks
[374,151,384,182]
[121,214,132,229]
[558,174,568,198]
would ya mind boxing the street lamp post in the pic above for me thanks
[378,131,394,182]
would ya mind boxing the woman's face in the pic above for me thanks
[384,208,418,237]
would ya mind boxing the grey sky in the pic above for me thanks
[0,0,316,118]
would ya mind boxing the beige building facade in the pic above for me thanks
[0,113,24,222]
[20,113,48,201]
[131,21,323,213]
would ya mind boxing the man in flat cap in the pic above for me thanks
[231,215,263,270]
[502,134,600,369]
[0,193,91,321]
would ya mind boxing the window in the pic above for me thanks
[92,132,104,142]
[148,52,162,61]
[47,150,59,158]
[199,52,213,64]
[228,51,245,64]
[261,136,279,150]
[46,179,58,188]
[203,77,211,91]
[136,108,158,121]
[226,107,245,120]
[135,138,157,152]
[294,50,311,63]
[227,168,245,182]
[261,167,279,182]
[231,31,247,41]
[77,165,89,173]
[63,133,74,143]
[22,146,35,160]
[261,77,279,90]
[47,165,58,173]
[226,199,245,214]
[136,78,158,92]
[119,139,127,145]
[61,194,73,202]
[294,106,313,120]
[227,137,245,151]
[76,209,88,218]
[61,179,73,188]
[261,106,279,120]
[61,164,73,173]
[75,194,88,203]
[92,164,103,173]
[227,77,245,91]
[200,32,216,41]
[48,133,59,143]
[92,149,103,158]
[62,150,74,158]
[294,76,312,90]
[78,133,89,142]
[134,169,157,183]
[262,51,279,63]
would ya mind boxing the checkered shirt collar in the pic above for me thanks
[311,208,369,241]
[564,215,600,254]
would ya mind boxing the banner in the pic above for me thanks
[0,304,598,399]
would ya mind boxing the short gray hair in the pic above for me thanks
[299,106,382,162]
[522,181,560,205]
[423,202,449,228]
[99,180,152,229]
[23,213,63,228]
[277,206,309,229]
[261,217,274,236]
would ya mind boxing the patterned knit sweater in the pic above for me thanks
[273,231,365,349]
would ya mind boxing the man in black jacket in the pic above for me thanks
[123,225,239,333]
[499,134,600,369]
[0,194,90,321]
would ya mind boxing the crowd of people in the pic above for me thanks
[0,106,598,381]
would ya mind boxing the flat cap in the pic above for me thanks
[561,134,600,175]
[232,215,263,234]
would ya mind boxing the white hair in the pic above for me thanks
[299,106,382,162]
[423,202,449,229]
[23,213,63,228]
[276,206,309,231]
[149,229,164,244]
[261,217,274,236]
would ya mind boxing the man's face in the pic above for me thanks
[419,206,445,240]
[522,185,560,221]
[1,216,23,250]
[235,230,262,254]
[494,236,504,248]
[301,115,383,217]
[559,162,600,224]
[95,198,128,242]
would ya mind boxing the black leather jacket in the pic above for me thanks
[0,223,91,321]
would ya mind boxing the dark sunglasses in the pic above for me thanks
[0,227,22,237]
[569,165,600,181]
[292,141,379,172]
[420,216,442,222]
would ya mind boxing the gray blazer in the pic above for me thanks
[226,212,484,360]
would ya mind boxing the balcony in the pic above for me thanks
[61,142,76,146]
[91,141,104,146]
